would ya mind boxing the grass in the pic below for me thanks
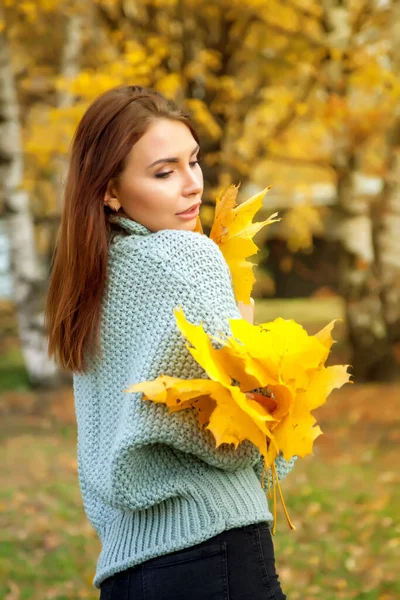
[1,384,399,599]
[1,415,99,599]
[1,296,397,598]
[255,295,345,326]
[273,385,400,599]
[0,345,30,391]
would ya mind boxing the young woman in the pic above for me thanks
[45,85,295,599]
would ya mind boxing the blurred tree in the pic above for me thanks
[2,0,400,383]
[247,0,400,380]
[26,0,322,212]
[52,8,84,209]
[0,2,59,385]
[315,0,399,380]
[374,1,400,379]
[318,0,391,381]
[0,0,89,385]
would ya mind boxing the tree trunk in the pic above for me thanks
[373,117,400,379]
[372,0,400,377]
[53,11,83,208]
[335,158,393,380]
[0,10,61,386]
[322,0,397,381]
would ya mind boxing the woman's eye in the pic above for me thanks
[155,158,202,178]
[190,158,202,168]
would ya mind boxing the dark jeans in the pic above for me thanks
[100,521,286,600]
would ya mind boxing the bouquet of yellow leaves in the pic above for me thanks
[127,184,352,531]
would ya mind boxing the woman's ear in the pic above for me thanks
[104,180,122,212]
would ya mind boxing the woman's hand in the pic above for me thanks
[237,297,255,324]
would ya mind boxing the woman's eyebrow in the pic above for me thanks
[147,144,200,169]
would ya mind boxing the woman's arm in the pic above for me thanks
[76,232,264,514]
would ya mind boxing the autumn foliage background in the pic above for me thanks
[0,1,399,599]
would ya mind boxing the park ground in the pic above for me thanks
[1,298,399,599]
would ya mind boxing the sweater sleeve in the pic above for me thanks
[253,453,297,485]
[74,231,291,514]
[121,231,262,471]
[161,234,297,487]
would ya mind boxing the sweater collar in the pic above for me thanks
[110,215,152,236]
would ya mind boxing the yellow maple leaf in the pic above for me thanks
[225,317,332,396]
[126,308,352,531]
[126,183,352,532]
[193,214,203,234]
[127,374,276,463]
[193,184,279,304]
[210,184,279,304]
[210,316,351,459]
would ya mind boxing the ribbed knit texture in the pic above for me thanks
[73,215,296,589]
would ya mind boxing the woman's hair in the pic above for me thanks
[45,85,200,373]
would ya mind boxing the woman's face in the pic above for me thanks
[104,118,204,232]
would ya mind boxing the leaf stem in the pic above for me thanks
[271,462,296,531]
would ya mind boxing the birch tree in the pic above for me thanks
[0,5,59,385]
[374,3,400,379]
[319,1,386,380]
[5,0,400,382]
[53,10,84,209]
[0,3,86,385]
[258,0,398,380]
[326,0,400,380]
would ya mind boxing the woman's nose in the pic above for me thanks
[184,167,203,196]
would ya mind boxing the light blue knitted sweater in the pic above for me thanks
[73,215,296,588]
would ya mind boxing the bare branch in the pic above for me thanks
[263,19,326,49]
[351,0,376,34]
[282,0,322,21]
[269,75,316,140]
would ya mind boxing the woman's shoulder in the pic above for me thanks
[154,229,221,257]
[104,229,234,327]
[111,229,225,273]
[152,230,229,281]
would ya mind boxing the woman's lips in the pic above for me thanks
[177,202,201,215]
[176,203,201,219]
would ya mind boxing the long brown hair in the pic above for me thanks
[45,85,199,373]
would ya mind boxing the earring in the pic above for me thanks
[107,199,120,212]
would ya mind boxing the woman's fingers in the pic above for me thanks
[237,298,255,324]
